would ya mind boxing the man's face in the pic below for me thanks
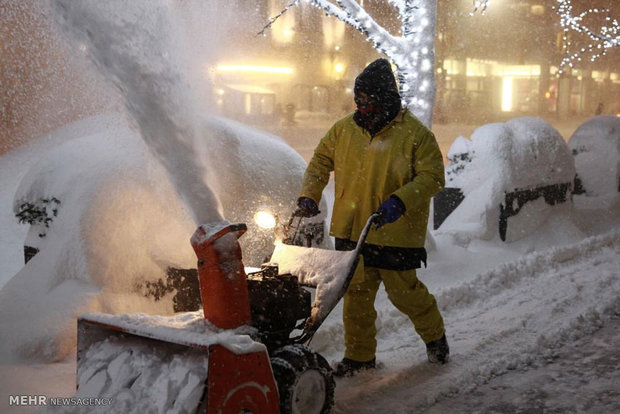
[354,91,381,116]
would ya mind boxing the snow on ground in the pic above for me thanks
[324,229,620,413]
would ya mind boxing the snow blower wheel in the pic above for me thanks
[270,344,335,414]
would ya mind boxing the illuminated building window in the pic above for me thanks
[530,5,545,16]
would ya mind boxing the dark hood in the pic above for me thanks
[353,58,402,136]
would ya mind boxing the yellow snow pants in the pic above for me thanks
[343,266,445,362]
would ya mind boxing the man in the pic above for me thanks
[294,58,449,377]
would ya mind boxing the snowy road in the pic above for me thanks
[330,230,620,413]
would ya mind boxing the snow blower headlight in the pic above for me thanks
[254,210,276,229]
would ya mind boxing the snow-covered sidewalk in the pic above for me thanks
[327,230,620,413]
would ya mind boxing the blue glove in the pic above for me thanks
[293,197,320,218]
[375,195,406,229]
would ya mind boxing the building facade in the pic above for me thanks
[210,0,619,126]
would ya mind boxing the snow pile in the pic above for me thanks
[440,117,575,242]
[446,117,574,192]
[569,115,620,206]
[0,113,128,288]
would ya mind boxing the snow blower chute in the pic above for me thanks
[76,215,378,414]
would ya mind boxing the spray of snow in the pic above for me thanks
[51,0,222,225]
[0,0,331,363]
[50,0,326,265]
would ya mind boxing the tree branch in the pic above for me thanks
[257,0,300,36]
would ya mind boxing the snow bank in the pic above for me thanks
[437,229,620,312]
[440,117,575,242]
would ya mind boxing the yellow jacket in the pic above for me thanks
[300,108,445,248]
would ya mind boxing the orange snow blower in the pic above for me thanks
[76,215,378,413]
[77,223,280,413]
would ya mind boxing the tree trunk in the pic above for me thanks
[393,1,437,128]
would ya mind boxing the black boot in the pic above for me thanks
[426,334,450,364]
[333,357,376,377]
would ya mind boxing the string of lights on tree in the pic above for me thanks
[471,0,490,16]
[473,0,619,75]
[555,0,619,74]
[260,0,438,127]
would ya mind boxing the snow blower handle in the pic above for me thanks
[294,213,381,345]
[361,212,381,245]
[341,212,381,298]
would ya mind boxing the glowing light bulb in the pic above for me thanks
[254,211,276,229]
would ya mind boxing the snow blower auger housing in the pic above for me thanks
[76,217,380,414]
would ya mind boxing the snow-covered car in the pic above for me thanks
[569,115,620,209]
[1,114,329,360]
[435,117,576,242]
